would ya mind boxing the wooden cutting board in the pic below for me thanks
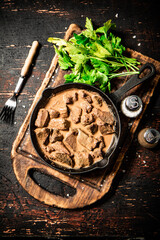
[11,24,160,209]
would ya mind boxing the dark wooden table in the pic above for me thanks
[0,1,160,239]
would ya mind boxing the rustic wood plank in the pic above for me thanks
[1,1,160,237]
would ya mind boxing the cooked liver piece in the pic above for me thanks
[63,92,78,104]
[48,109,59,118]
[79,90,92,103]
[35,108,49,127]
[95,108,114,125]
[87,136,99,150]
[50,152,73,168]
[81,101,93,113]
[59,105,69,118]
[90,136,105,161]
[49,129,63,143]
[99,124,114,135]
[45,145,55,153]
[91,148,103,162]
[70,106,82,123]
[86,123,98,134]
[64,131,77,152]
[77,129,99,150]
[48,141,70,155]
[74,150,92,168]
[77,129,88,148]
[92,95,103,106]
[72,92,78,101]
[96,118,104,126]
[97,135,105,149]
[34,127,50,145]
[81,113,94,126]
[48,118,70,130]
[63,94,73,104]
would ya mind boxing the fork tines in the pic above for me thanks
[0,106,15,124]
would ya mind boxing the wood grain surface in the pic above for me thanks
[0,0,160,239]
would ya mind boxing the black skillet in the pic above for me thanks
[30,63,156,174]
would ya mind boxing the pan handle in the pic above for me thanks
[109,63,156,104]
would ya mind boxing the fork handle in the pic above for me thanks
[21,41,39,77]
[14,41,39,96]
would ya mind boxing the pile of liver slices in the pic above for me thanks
[34,89,115,169]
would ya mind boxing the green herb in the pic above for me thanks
[48,17,140,92]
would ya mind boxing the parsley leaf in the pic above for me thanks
[48,17,140,92]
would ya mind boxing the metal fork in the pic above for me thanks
[0,41,39,124]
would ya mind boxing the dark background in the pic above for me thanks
[0,0,160,239]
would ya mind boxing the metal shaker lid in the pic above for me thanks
[138,128,160,148]
[121,95,143,118]
[144,128,160,144]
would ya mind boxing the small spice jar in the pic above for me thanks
[138,128,160,148]
[121,95,143,118]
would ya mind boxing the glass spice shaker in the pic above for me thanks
[121,95,143,118]
[138,128,160,148]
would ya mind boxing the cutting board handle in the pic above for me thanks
[13,155,95,209]
[26,165,76,207]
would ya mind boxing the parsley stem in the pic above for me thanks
[108,71,139,79]
[88,56,124,67]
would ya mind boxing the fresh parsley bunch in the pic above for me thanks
[48,17,140,92]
